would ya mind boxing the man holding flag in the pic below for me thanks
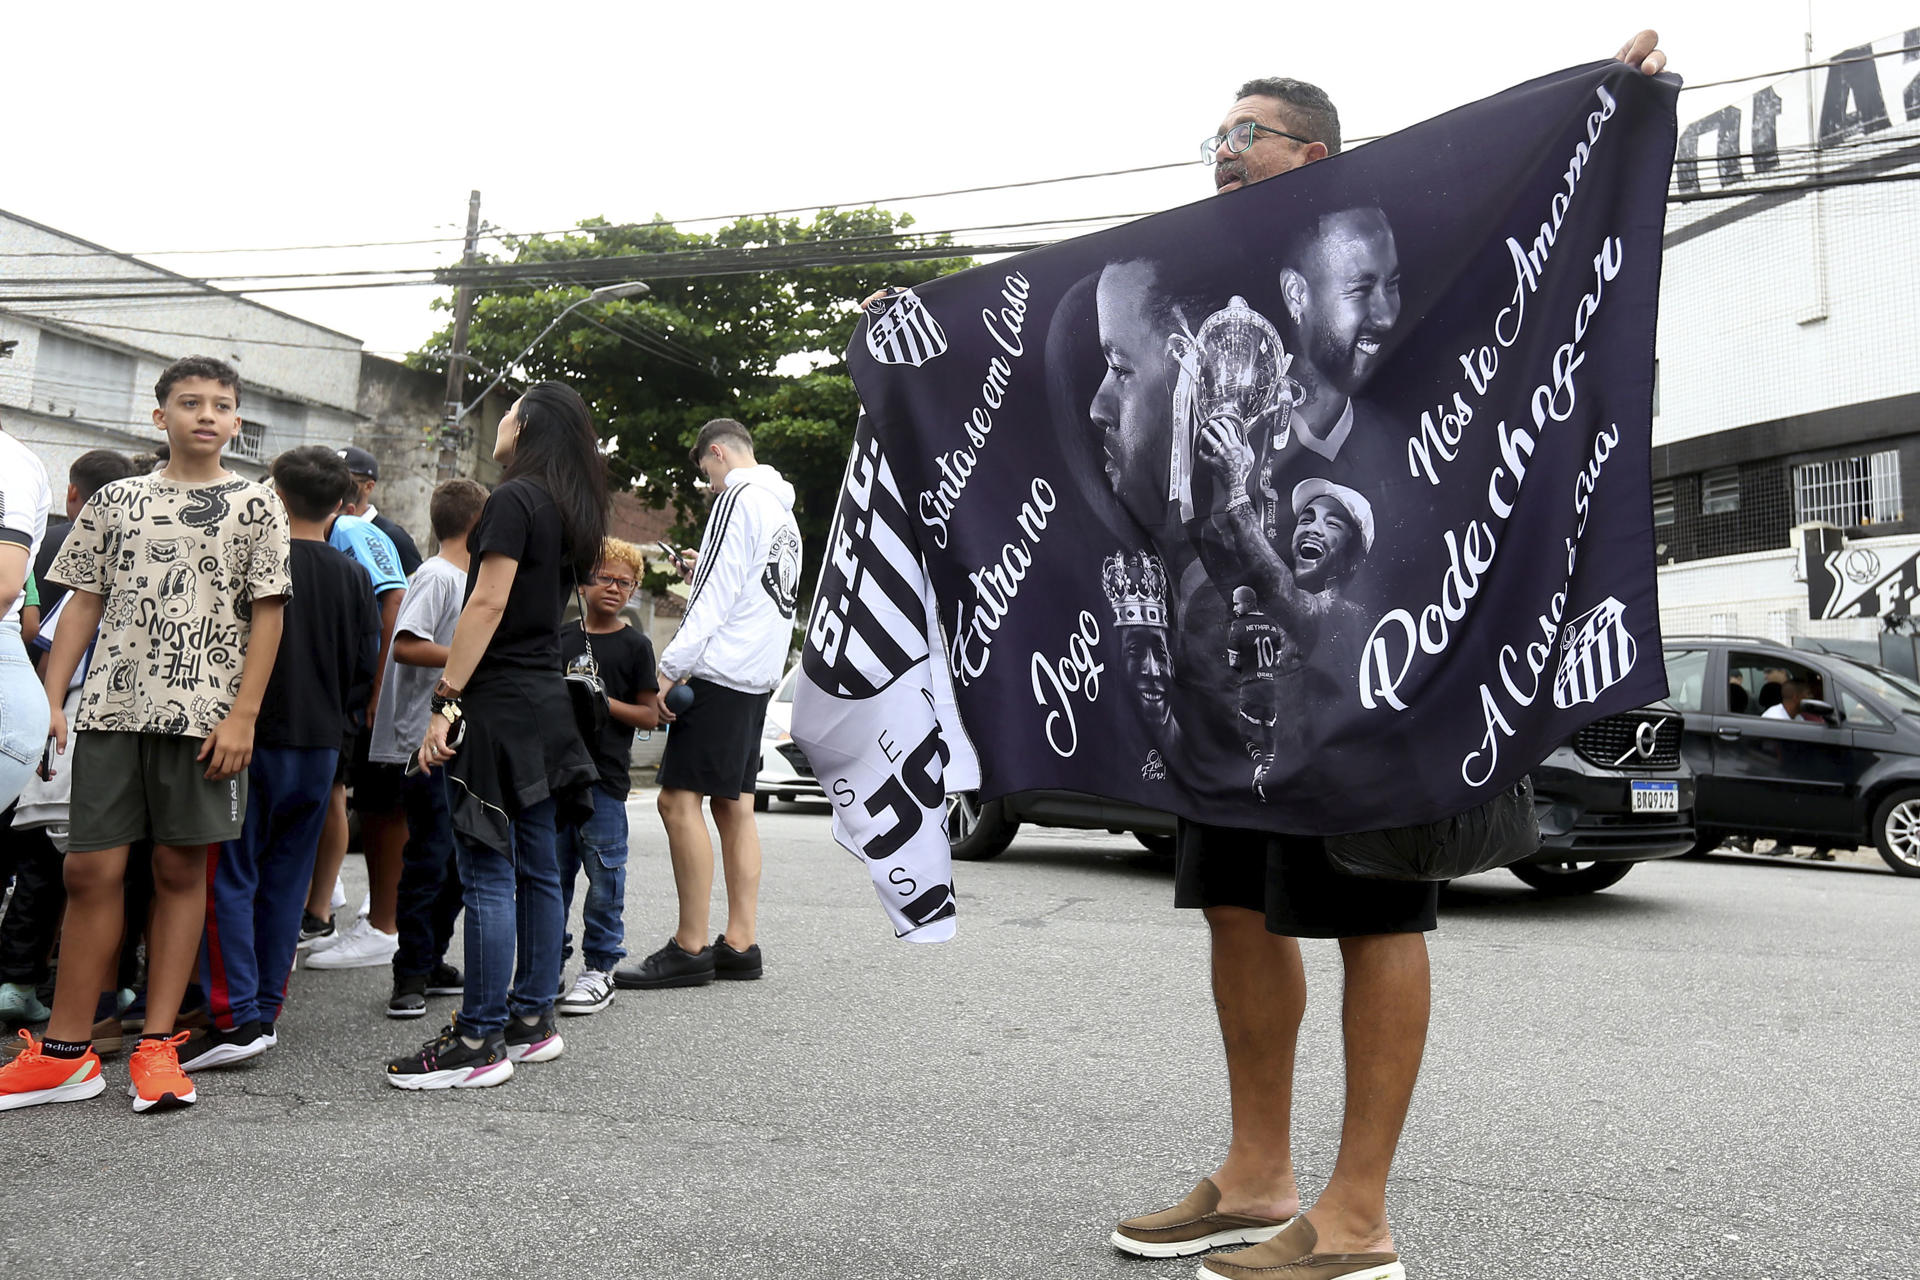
[814,28,1673,1280]
[1107,32,1671,1280]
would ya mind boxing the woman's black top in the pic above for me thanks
[446,476,594,854]
[466,477,568,676]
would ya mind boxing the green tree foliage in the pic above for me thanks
[410,208,969,593]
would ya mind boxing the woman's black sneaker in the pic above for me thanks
[384,1021,513,1090]
[424,962,464,996]
[503,1013,564,1063]
[613,939,715,989]
[713,935,763,981]
[387,973,427,1019]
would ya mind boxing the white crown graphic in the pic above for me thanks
[1102,551,1168,629]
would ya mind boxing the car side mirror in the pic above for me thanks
[1800,698,1838,726]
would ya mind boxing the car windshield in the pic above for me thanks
[776,667,797,703]
[1837,660,1920,716]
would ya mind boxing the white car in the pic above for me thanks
[755,666,824,811]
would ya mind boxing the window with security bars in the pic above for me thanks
[1701,467,1739,515]
[231,419,269,464]
[229,394,307,466]
[1652,480,1675,526]
[1793,451,1902,528]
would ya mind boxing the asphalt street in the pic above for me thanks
[7,798,1917,1280]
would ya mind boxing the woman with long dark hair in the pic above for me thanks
[385,381,607,1089]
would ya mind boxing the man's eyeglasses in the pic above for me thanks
[588,574,637,592]
[1202,121,1315,164]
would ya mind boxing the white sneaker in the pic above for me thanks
[558,969,615,1016]
[303,915,399,970]
[330,876,347,913]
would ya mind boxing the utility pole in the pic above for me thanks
[439,189,482,480]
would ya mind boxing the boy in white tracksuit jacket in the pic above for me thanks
[656,460,800,695]
[620,419,801,992]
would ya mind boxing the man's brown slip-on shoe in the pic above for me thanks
[1110,1178,1291,1258]
[1197,1216,1403,1280]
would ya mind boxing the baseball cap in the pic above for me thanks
[1291,477,1375,554]
[339,446,379,480]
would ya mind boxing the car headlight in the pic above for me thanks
[762,723,788,741]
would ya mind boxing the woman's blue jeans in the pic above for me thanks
[452,795,562,1039]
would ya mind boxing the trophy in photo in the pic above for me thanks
[1167,296,1305,525]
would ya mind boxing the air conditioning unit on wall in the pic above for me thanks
[1790,522,1843,584]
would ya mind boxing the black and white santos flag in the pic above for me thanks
[795,62,1679,939]
[797,416,979,940]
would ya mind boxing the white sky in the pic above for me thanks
[5,0,1912,358]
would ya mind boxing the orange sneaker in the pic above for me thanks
[0,1030,106,1112]
[127,1031,196,1113]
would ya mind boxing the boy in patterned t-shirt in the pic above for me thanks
[0,356,291,1115]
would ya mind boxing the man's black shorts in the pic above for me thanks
[334,730,357,788]
[346,728,404,814]
[657,678,772,801]
[1174,819,1439,939]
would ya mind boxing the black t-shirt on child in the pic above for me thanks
[467,477,568,679]
[259,540,380,749]
[561,620,656,796]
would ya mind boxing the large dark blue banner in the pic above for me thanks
[795,62,1681,939]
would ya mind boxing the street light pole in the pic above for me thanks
[452,279,652,425]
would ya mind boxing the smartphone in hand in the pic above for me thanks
[656,540,691,576]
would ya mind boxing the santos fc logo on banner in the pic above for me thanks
[864,289,948,367]
[1553,598,1639,709]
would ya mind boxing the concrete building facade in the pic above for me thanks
[1651,26,1920,647]
[354,354,515,551]
[0,209,364,483]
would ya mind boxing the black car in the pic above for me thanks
[1660,636,1920,876]
[1522,702,1695,894]
[946,702,1695,895]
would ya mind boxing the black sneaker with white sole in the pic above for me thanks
[424,962,464,996]
[387,973,427,1019]
[385,1022,513,1090]
[178,1020,268,1072]
[503,1013,564,1063]
[297,911,335,949]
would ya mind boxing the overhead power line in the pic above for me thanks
[0,229,503,260]
[2,313,369,352]
[0,49,1905,269]
[0,211,1144,290]
[1674,42,1918,94]
[3,154,1916,306]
